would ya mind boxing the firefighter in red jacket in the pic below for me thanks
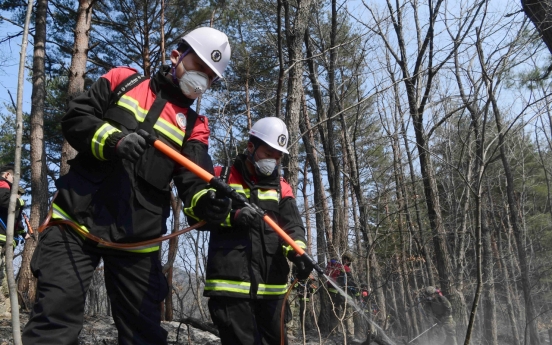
[325,252,358,339]
[22,27,233,345]
[187,117,313,345]
[0,164,26,318]
[0,164,26,247]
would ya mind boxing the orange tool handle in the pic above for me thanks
[152,140,214,183]
[23,212,33,234]
[262,214,305,255]
[137,130,323,275]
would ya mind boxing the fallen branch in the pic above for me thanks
[177,317,219,337]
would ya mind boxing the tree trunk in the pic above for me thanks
[160,0,165,66]
[141,1,151,77]
[481,209,498,345]
[338,107,387,325]
[301,160,312,253]
[497,127,540,345]
[9,1,35,342]
[303,35,332,262]
[382,0,473,327]
[488,58,541,345]
[298,90,331,331]
[18,0,49,310]
[521,0,552,56]
[491,202,521,344]
[163,192,181,321]
[329,0,346,254]
[164,266,173,321]
[60,0,95,176]
[395,254,412,339]
[394,75,435,288]
[390,118,419,339]
[282,0,313,193]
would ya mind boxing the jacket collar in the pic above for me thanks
[0,177,12,188]
[151,65,195,108]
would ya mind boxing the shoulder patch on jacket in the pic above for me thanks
[102,67,140,92]
[280,178,294,198]
[0,181,9,190]
[188,112,210,145]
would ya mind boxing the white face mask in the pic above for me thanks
[178,63,210,99]
[254,158,278,176]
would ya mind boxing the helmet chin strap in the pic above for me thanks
[171,48,191,84]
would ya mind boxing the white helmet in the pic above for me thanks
[249,117,289,154]
[181,27,231,78]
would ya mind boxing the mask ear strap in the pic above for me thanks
[171,48,192,84]
[250,142,262,163]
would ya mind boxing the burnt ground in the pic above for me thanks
[0,312,389,345]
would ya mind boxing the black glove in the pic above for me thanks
[232,206,258,227]
[287,250,314,281]
[194,190,232,224]
[116,133,148,162]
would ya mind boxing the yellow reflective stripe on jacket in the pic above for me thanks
[18,199,24,207]
[51,203,159,253]
[118,95,184,146]
[0,234,17,248]
[117,94,147,122]
[153,117,185,145]
[258,189,278,201]
[329,288,338,294]
[229,184,250,199]
[258,283,288,295]
[204,279,251,294]
[91,123,121,161]
[282,240,306,257]
[226,186,277,201]
[183,188,214,221]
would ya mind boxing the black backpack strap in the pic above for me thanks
[111,73,147,104]
[138,95,167,133]
[183,108,199,144]
[115,74,197,147]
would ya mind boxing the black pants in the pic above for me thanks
[22,225,168,345]
[208,296,288,345]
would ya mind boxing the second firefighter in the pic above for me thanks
[186,117,314,345]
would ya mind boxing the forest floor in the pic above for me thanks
[0,312,389,345]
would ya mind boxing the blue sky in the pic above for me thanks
[0,17,33,115]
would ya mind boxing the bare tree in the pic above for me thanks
[360,0,488,333]
[17,0,50,310]
[281,0,313,192]
[60,0,97,175]
[8,0,35,342]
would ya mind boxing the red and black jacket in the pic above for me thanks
[52,66,211,252]
[195,154,307,299]
[0,177,25,245]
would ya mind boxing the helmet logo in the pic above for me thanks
[176,113,187,131]
[211,50,222,62]
[277,134,287,147]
